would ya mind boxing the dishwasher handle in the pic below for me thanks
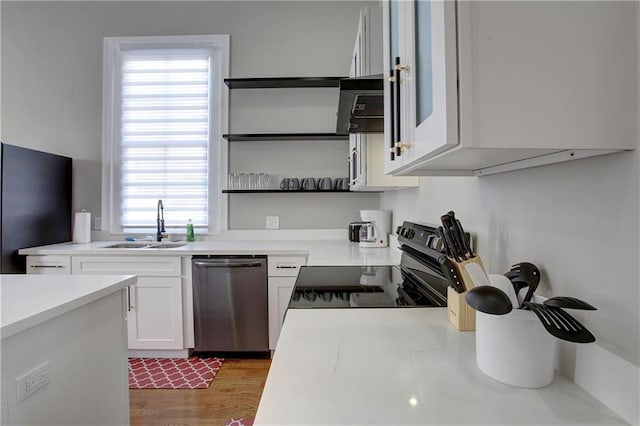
[193,259,265,268]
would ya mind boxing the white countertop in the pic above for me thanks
[0,274,137,339]
[18,239,402,266]
[255,308,626,426]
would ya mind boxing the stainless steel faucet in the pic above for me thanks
[156,199,167,242]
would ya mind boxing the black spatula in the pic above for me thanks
[523,302,595,343]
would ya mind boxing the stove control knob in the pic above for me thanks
[408,229,415,239]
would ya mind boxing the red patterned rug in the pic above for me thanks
[224,418,254,426]
[128,357,224,389]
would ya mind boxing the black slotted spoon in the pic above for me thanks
[543,296,597,311]
[523,301,595,343]
[505,262,540,308]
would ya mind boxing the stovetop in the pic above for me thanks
[288,221,455,310]
[289,265,444,309]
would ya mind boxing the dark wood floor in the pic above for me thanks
[130,358,272,426]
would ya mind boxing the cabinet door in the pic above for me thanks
[127,276,184,350]
[267,277,295,351]
[405,0,458,163]
[383,0,404,172]
[384,0,458,173]
[349,134,366,190]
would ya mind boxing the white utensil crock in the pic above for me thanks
[476,304,557,388]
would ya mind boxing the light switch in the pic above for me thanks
[266,216,280,229]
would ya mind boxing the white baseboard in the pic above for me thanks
[128,349,190,359]
[574,343,639,425]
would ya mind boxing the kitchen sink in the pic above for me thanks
[102,242,187,249]
[147,242,187,249]
[103,242,152,248]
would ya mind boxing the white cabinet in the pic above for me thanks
[351,134,418,191]
[383,0,636,176]
[26,255,71,275]
[72,256,184,350]
[349,7,418,191]
[126,276,183,350]
[267,255,306,350]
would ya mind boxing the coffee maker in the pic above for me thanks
[358,210,390,248]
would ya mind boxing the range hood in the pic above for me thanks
[336,74,384,134]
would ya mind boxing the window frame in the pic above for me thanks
[102,34,229,236]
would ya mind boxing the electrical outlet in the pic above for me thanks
[266,216,280,229]
[94,216,102,230]
[16,361,50,401]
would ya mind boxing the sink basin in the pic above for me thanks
[102,243,152,249]
[147,243,187,249]
[101,242,187,249]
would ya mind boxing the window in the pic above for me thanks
[102,35,229,235]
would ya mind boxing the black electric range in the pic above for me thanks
[288,221,457,309]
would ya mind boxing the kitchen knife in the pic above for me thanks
[441,225,462,262]
[436,227,453,258]
[455,219,475,258]
[438,226,459,262]
[449,225,468,261]
[447,211,475,259]
[439,256,465,293]
[440,215,465,261]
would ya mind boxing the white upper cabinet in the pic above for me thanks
[384,1,636,176]
[349,6,418,191]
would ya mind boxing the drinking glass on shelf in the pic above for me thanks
[259,173,269,190]
[249,173,258,190]
[238,173,248,190]
[228,173,238,190]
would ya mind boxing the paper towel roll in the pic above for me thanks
[73,209,91,244]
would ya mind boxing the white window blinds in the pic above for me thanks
[118,48,211,232]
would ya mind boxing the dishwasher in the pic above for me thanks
[192,255,269,354]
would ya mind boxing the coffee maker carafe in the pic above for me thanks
[358,210,390,248]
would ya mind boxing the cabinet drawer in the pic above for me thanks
[26,256,71,275]
[72,256,181,276]
[267,256,306,277]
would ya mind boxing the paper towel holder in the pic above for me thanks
[73,209,92,244]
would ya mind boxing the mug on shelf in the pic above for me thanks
[301,177,317,190]
[288,178,300,190]
[317,177,332,190]
[334,177,349,190]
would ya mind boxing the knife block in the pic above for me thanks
[447,287,476,331]
[453,256,486,290]
[446,256,485,331]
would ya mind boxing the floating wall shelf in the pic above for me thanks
[223,133,349,142]
[223,189,354,194]
[224,77,346,89]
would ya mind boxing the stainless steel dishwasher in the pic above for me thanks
[192,255,268,354]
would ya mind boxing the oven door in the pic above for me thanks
[398,252,449,307]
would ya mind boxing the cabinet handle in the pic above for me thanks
[30,264,64,269]
[389,68,395,161]
[395,142,413,152]
[127,287,134,311]
[394,57,402,157]
[276,265,298,269]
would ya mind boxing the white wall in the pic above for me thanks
[0,0,378,231]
